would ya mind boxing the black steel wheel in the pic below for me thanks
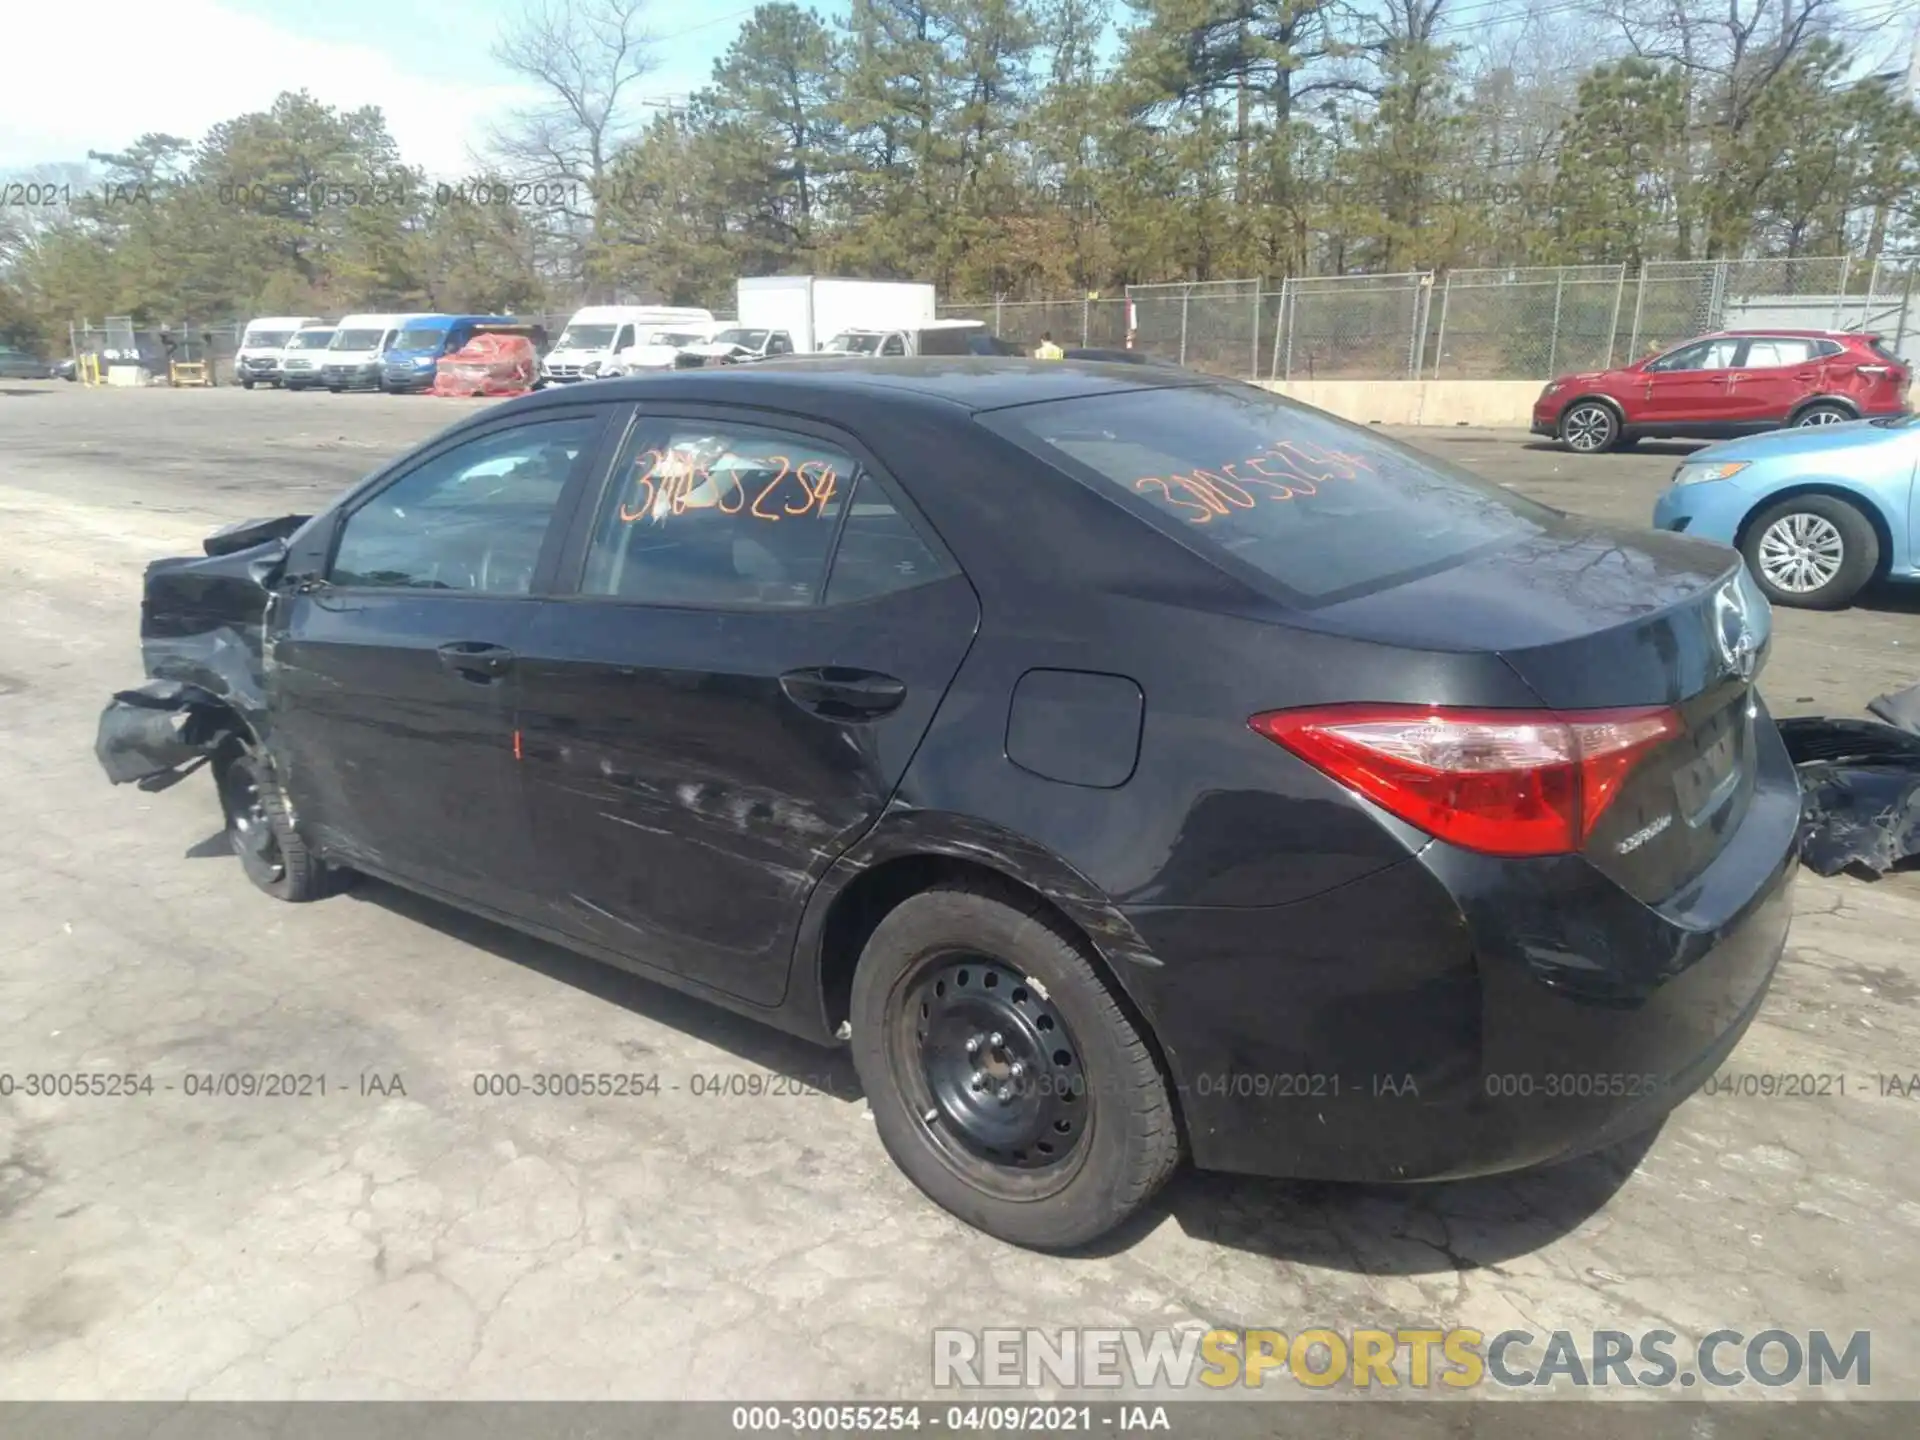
[849,882,1181,1250]
[898,953,1090,1181]
[215,748,333,901]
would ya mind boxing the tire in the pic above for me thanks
[1792,401,1854,428]
[1557,401,1620,454]
[848,882,1181,1250]
[1740,494,1878,610]
[214,747,333,902]
[327,386,343,394]
[241,378,254,390]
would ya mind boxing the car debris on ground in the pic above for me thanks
[1779,679,1920,878]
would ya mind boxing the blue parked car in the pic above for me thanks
[1652,413,1919,609]
[379,315,526,393]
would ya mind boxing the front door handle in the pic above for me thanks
[780,667,907,720]
[437,641,515,683]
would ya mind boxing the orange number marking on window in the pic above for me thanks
[790,460,837,516]
[615,449,662,522]
[750,455,795,520]
[1134,476,1216,523]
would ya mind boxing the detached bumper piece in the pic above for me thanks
[95,681,236,789]
[1778,680,1920,879]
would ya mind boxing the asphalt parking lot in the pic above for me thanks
[2,383,1918,1403]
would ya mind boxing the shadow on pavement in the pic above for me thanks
[348,875,863,1101]
[345,874,1649,1270]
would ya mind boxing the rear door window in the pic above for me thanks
[979,384,1554,606]
[822,474,955,604]
[1739,338,1815,367]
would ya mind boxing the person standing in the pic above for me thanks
[1033,332,1064,360]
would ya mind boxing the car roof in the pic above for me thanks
[502,357,1211,418]
[1698,329,1865,340]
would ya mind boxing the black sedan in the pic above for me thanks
[96,360,1798,1249]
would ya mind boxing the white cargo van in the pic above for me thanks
[236,315,323,389]
[542,305,715,383]
[277,325,337,391]
[322,313,437,392]
[735,277,936,353]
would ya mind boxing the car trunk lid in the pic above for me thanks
[1299,524,1770,904]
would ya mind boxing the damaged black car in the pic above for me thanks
[98,362,1802,1251]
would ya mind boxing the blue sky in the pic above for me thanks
[1,0,836,178]
[6,0,1911,180]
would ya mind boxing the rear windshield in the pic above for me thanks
[981,385,1555,605]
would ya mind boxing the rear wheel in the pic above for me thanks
[1741,495,1878,609]
[1558,401,1619,454]
[1792,402,1853,428]
[215,748,333,901]
[848,883,1181,1250]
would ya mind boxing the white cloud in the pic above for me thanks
[0,1,539,179]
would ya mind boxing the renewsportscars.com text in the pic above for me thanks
[932,1327,1871,1390]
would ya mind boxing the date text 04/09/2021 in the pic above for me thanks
[729,1405,1171,1433]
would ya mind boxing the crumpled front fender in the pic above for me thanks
[95,679,242,788]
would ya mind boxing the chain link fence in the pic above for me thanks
[1430,266,1626,379]
[946,255,1919,382]
[937,297,1130,352]
[61,255,1920,386]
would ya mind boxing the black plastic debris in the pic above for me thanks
[1778,679,1920,879]
[95,679,235,787]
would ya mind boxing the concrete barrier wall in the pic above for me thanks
[1257,379,1545,430]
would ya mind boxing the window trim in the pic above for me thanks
[316,405,620,600]
[550,402,963,614]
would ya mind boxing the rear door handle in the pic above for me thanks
[437,641,515,683]
[780,667,907,720]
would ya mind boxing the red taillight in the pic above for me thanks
[1249,704,1683,858]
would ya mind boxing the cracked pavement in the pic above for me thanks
[2,386,1918,1401]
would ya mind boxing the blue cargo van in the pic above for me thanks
[380,315,529,392]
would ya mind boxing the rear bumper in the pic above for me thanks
[1115,717,1801,1181]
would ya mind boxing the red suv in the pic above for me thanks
[1532,329,1910,453]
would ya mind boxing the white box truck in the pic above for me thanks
[736,277,937,353]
